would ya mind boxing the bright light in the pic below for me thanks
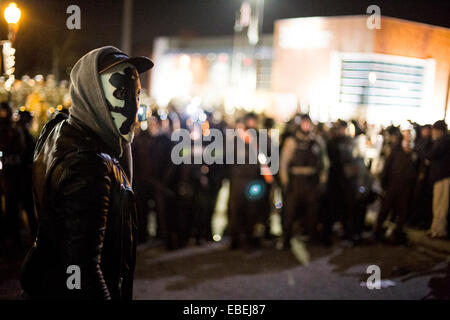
[186,104,197,115]
[250,184,261,195]
[368,72,377,84]
[191,96,201,106]
[179,54,191,68]
[4,3,21,24]
[258,153,267,164]
[186,96,202,115]
[2,41,15,76]
[246,181,265,200]
[213,234,221,242]
[198,112,207,122]
[4,75,14,90]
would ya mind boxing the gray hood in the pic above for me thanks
[69,46,123,157]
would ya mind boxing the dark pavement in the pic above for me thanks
[1,235,449,300]
[132,237,450,300]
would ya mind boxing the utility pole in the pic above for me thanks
[121,0,133,54]
[230,0,264,110]
[444,71,450,121]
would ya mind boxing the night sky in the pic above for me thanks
[4,0,450,81]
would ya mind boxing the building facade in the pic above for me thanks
[271,15,450,125]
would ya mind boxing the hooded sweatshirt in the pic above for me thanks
[69,46,125,158]
[25,47,137,299]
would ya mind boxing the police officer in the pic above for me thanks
[192,112,226,244]
[280,114,327,248]
[228,113,268,249]
[327,120,372,244]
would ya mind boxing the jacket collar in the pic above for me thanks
[67,115,120,158]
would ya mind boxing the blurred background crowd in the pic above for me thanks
[1,87,448,256]
[0,75,70,136]
[128,105,450,251]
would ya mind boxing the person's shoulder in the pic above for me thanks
[59,149,111,181]
[40,113,68,137]
[49,149,112,196]
[432,134,450,149]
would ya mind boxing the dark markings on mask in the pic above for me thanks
[107,67,138,135]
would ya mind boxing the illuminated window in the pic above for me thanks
[337,52,434,108]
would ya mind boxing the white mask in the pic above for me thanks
[100,62,141,142]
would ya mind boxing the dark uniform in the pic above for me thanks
[409,130,433,228]
[280,126,326,247]
[327,131,372,242]
[193,121,226,244]
[176,149,197,247]
[228,115,269,249]
[375,142,418,242]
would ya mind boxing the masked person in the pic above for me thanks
[20,46,153,299]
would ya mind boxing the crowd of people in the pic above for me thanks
[0,75,71,137]
[131,105,450,251]
[1,98,449,255]
[0,102,36,254]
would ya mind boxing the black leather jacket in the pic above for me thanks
[21,113,137,300]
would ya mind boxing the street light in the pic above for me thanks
[4,2,21,24]
[4,2,21,41]
[2,2,21,93]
